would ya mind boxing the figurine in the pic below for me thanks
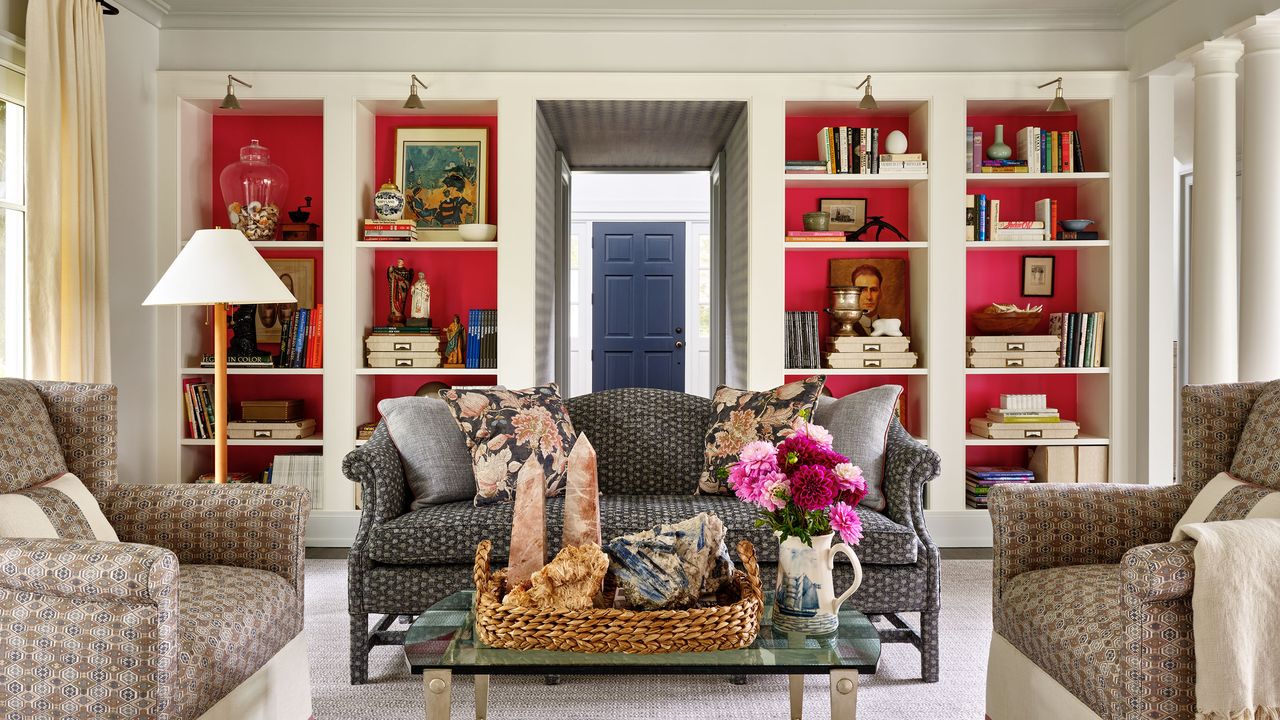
[407,272,431,327]
[443,314,465,367]
[849,216,908,243]
[869,318,904,337]
[227,304,271,363]
[386,258,413,326]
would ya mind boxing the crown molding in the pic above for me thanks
[116,0,171,28]
[154,7,1131,33]
[1118,0,1177,28]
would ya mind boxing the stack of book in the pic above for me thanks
[1049,312,1106,368]
[356,422,378,441]
[965,196,1055,242]
[785,230,846,243]
[965,466,1034,509]
[276,305,323,368]
[980,159,1028,174]
[181,378,215,439]
[365,326,441,368]
[784,311,821,369]
[824,335,918,369]
[784,160,828,174]
[879,153,927,174]
[970,393,1079,440]
[466,309,498,369]
[967,334,1061,368]
[362,219,416,242]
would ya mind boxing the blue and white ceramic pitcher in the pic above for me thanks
[772,533,863,635]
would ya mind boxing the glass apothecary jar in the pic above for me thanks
[219,139,289,241]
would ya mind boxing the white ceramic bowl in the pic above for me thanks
[458,223,497,242]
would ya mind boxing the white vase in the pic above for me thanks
[772,532,863,635]
[885,129,908,155]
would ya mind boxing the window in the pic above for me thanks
[0,64,24,378]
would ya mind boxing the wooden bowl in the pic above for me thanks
[971,311,1042,335]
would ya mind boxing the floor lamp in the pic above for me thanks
[144,228,295,483]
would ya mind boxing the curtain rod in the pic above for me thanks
[98,0,119,15]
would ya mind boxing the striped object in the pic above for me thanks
[0,472,118,541]
[1172,472,1280,541]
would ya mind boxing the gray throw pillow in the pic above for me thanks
[812,385,903,511]
[377,397,476,508]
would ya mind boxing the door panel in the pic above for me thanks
[592,222,686,392]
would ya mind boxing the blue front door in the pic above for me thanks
[592,222,686,392]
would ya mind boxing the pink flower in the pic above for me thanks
[829,501,863,544]
[834,463,866,494]
[792,418,834,448]
[788,465,839,512]
[778,432,847,472]
[759,473,790,511]
[738,440,780,475]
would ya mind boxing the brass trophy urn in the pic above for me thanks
[825,287,865,336]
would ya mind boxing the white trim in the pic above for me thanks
[923,510,994,547]
[986,633,1104,720]
[116,0,171,28]
[195,633,312,720]
[305,510,361,547]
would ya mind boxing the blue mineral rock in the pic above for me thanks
[604,512,734,610]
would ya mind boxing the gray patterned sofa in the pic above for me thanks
[344,387,941,684]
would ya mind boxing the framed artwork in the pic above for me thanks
[394,127,487,239]
[256,257,315,343]
[819,198,868,232]
[828,258,908,336]
[1021,255,1056,297]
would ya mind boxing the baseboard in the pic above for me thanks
[306,510,361,547]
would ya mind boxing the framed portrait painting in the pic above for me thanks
[256,257,314,343]
[1021,255,1055,297]
[819,198,868,232]
[828,258,908,336]
[394,127,487,240]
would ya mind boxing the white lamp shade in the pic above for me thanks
[143,229,297,306]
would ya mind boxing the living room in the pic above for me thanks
[3,0,1279,718]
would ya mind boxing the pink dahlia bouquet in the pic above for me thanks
[725,416,867,546]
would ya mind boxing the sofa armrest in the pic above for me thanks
[0,537,181,719]
[989,482,1193,601]
[1122,540,1196,603]
[106,482,310,601]
[343,422,410,543]
[882,420,941,546]
[31,380,118,495]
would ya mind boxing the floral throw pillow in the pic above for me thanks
[696,375,826,495]
[440,384,576,506]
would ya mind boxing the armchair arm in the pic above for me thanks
[1121,540,1196,603]
[31,381,118,495]
[0,537,181,719]
[105,483,310,601]
[1181,382,1267,490]
[342,422,410,544]
[989,482,1193,601]
[883,420,941,546]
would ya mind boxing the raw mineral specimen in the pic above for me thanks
[604,512,735,610]
[503,543,610,610]
[506,457,546,587]
[563,433,602,549]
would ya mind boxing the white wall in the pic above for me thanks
[1127,0,1280,78]
[104,5,159,484]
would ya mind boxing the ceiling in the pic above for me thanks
[538,100,745,169]
[134,0,1178,32]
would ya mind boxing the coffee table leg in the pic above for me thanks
[475,674,489,720]
[424,669,452,720]
[829,670,859,719]
[789,674,804,720]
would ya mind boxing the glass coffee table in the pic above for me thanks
[404,591,880,719]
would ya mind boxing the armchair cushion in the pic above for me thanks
[1229,379,1280,489]
[813,385,903,511]
[0,378,68,493]
[0,472,118,541]
[1171,471,1280,540]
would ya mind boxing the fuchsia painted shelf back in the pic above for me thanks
[370,249,497,334]
[374,115,500,227]
[211,115,325,240]
[368,375,499,423]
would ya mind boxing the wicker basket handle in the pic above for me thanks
[473,539,494,594]
[736,539,763,602]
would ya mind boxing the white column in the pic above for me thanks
[1232,18,1280,381]
[1178,40,1243,385]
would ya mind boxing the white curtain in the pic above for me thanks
[26,0,111,383]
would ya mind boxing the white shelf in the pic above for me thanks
[966,240,1109,249]
[786,241,928,251]
[181,435,325,447]
[182,367,324,375]
[964,433,1110,447]
[354,438,368,446]
[784,172,928,188]
[965,367,1109,375]
[354,367,498,376]
[357,241,498,250]
[964,171,1109,185]
[785,367,928,375]
[182,239,323,249]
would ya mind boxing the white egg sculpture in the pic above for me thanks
[885,130,908,155]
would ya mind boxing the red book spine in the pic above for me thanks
[1060,132,1069,173]
[182,378,198,439]
[312,304,323,368]
[1050,199,1059,240]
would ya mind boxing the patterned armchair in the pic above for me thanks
[0,379,312,720]
[987,382,1275,720]
[344,387,942,684]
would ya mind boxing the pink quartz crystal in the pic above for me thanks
[506,457,547,587]
[562,433,602,548]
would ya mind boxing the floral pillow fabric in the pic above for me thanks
[440,384,577,506]
[696,375,826,495]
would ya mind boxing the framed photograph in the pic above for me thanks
[256,257,315,343]
[819,198,868,232]
[1021,255,1056,297]
[394,127,487,240]
[828,258,908,336]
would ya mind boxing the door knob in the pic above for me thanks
[675,341,685,349]
[675,326,683,334]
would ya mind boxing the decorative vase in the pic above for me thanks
[772,532,863,635]
[802,212,830,231]
[219,139,288,241]
[986,124,1012,160]
[884,129,908,155]
[824,287,864,337]
[374,180,406,221]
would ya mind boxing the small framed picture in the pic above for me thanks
[819,198,868,232]
[256,257,315,342]
[1021,255,1056,297]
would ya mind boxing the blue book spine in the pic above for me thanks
[467,309,479,369]
[292,308,309,368]
[978,194,987,242]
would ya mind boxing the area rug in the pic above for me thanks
[305,558,991,718]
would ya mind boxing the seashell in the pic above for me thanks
[247,200,262,214]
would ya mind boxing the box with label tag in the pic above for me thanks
[969,418,1079,440]
[365,333,441,353]
[240,399,304,422]
[227,418,316,440]
[824,351,919,369]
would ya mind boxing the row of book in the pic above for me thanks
[965,127,1086,173]
[966,196,1056,242]
[798,127,927,175]
[467,309,498,369]
[278,305,324,368]
[784,311,821,369]
[362,219,416,242]
[1049,312,1105,368]
[965,466,1034,509]
[181,378,216,439]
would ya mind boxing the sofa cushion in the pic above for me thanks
[367,494,919,567]
[813,386,902,511]
[0,378,68,493]
[377,396,475,508]
[173,565,302,718]
[1230,379,1280,490]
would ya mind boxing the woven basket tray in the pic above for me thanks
[471,539,763,654]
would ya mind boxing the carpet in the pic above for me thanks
[305,558,992,718]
